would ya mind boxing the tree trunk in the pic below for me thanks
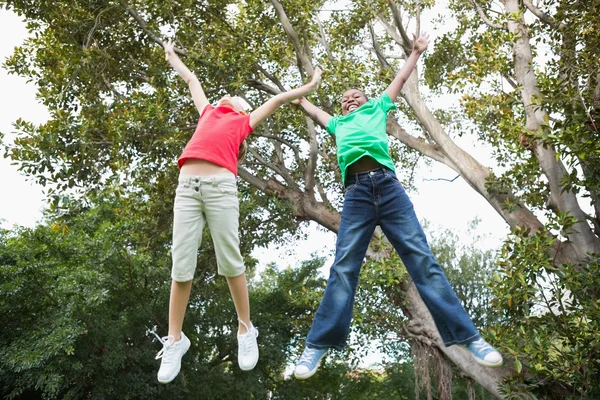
[502,0,600,259]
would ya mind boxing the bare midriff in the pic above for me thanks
[346,156,382,175]
[180,158,230,176]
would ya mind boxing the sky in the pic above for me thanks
[0,7,509,270]
[0,10,49,229]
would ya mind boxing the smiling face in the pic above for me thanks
[217,95,246,113]
[341,89,368,115]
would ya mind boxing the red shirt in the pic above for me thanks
[178,105,253,175]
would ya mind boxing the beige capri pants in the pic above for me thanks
[171,172,245,281]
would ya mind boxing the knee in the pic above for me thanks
[328,267,357,294]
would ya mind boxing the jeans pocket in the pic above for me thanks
[345,183,358,194]
[218,181,237,196]
[383,169,397,180]
[383,171,404,190]
[176,183,189,194]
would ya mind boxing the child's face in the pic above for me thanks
[341,89,368,115]
[217,95,245,113]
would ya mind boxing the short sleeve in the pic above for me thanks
[241,113,254,141]
[326,115,339,135]
[376,92,396,113]
[199,104,214,120]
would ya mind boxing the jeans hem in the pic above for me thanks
[171,274,194,282]
[218,267,246,277]
[305,341,344,352]
[444,332,480,347]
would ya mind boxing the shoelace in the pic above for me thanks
[238,327,258,356]
[298,348,319,365]
[152,331,176,362]
[470,339,492,353]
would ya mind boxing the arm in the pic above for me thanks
[295,97,332,128]
[249,68,322,128]
[384,32,430,101]
[163,41,210,114]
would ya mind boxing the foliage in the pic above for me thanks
[0,191,499,399]
[424,0,600,396]
[492,227,600,398]
[3,0,600,397]
[0,190,324,399]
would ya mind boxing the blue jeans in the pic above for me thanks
[305,168,480,350]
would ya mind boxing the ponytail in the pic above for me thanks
[238,139,248,163]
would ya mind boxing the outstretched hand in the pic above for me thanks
[412,32,430,54]
[163,40,176,61]
[310,67,322,90]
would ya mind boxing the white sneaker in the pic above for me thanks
[237,320,259,371]
[154,331,191,383]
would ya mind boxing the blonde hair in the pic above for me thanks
[232,96,251,112]
[238,139,248,163]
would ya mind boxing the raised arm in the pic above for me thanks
[295,97,332,128]
[384,32,430,101]
[163,41,210,114]
[249,68,323,128]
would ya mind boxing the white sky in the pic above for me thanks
[0,9,49,229]
[0,8,508,270]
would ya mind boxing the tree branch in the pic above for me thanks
[315,181,332,208]
[502,73,518,90]
[522,0,565,30]
[85,5,117,48]
[304,117,319,196]
[387,0,411,53]
[376,14,407,51]
[468,0,506,30]
[247,147,299,190]
[102,74,125,99]
[272,136,285,165]
[415,0,421,38]
[386,118,456,169]
[269,0,314,75]
[253,132,301,162]
[237,166,341,232]
[369,24,393,72]
[257,65,287,93]
[316,14,335,60]
[594,73,600,109]
[119,1,187,56]
[246,79,281,96]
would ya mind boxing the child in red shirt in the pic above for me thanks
[154,40,321,383]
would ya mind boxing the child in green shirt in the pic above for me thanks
[292,32,503,379]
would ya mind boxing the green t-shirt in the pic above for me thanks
[326,93,396,183]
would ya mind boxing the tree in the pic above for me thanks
[0,189,333,399]
[2,0,599,396]
[0,192,498,399]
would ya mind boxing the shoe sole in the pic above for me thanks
[293,353,327,380]
[157,338,191,384]
[474,357,503,368]
[239,350,259,371]
[458,345,503,368]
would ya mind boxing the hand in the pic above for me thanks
[163,40,176,61]
[412,32,430,54]
[309,67,322,90]
[291,97,305,105]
